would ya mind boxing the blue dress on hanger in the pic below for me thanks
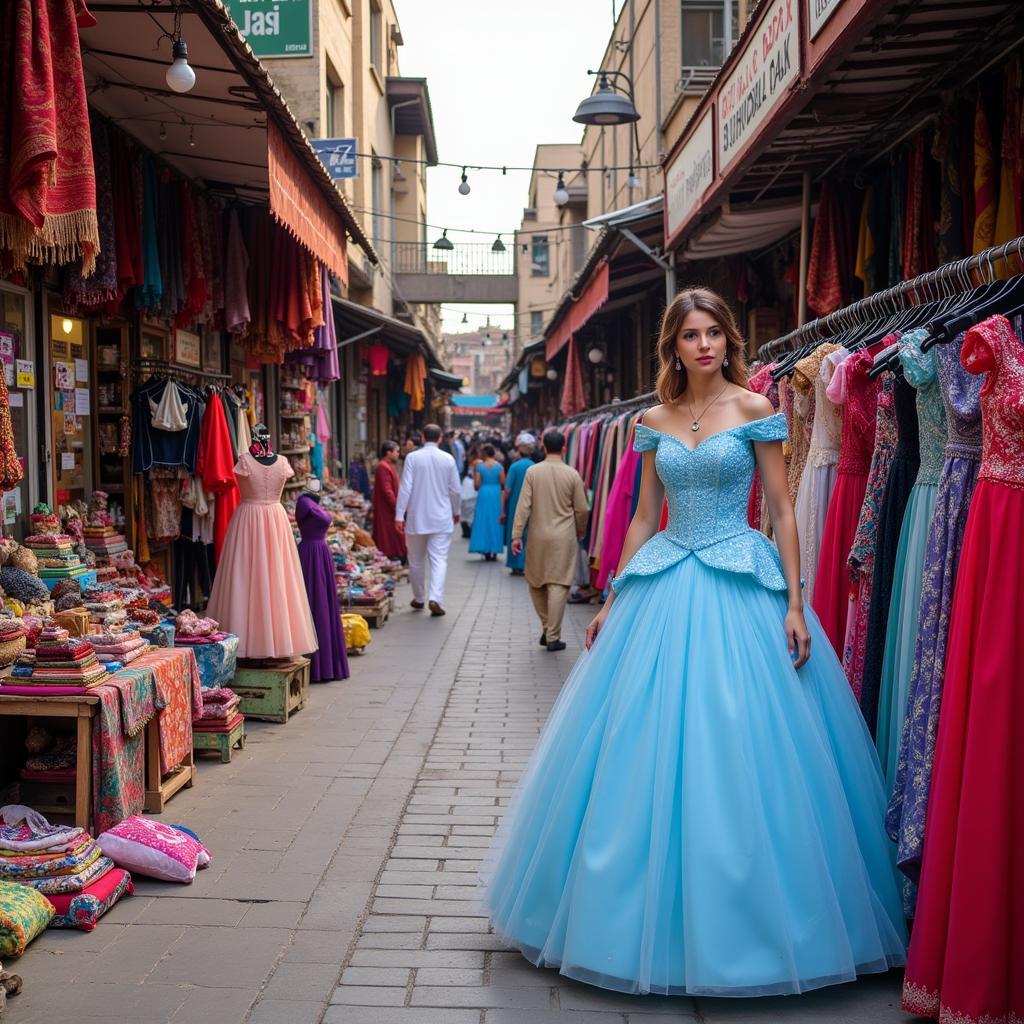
[469,461,504,554]
[483,413,906,997]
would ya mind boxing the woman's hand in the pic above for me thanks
[784,608,811,669]
[585,606,609,650]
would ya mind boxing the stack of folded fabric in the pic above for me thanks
[12,627,107,688]
[195,687,240,723]
[0,806,131,931]
[81,588,127,632]
[90,630,148,667]
[0,620,26,671]
[19,735,76,784]
[21,534,88,585]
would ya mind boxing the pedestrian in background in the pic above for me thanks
[512,429,589,651]
[502,433,536,576]
[448,430,466,476]
[372,441,406,562]
[469,444,505,561]
[395,423,461,617]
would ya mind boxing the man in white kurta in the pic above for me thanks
[511,430,590,650]
[395,423,461,616]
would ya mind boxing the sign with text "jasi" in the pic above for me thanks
[223,0,312,58]
[717,0,800,174]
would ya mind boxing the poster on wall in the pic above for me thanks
[0,332,13,386]
[222,0,312,57]
[717,0,800,174]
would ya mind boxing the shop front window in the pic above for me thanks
[0,287,35,540]
[531,310,544,337]
[681,1,736,67]
[531,236,549,277]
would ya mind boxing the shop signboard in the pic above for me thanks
[809,0,845,38]
[665,108,714,246]
[312,138,359,179]
[223,0,312,58]
[717,0,800,174]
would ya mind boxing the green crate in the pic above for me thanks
[232,657,310,723]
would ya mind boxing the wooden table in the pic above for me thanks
[144,716,194,813]
[0,693,99,829]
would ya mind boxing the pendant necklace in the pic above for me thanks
[686,380,730,433]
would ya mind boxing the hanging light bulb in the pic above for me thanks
[433,229,454,251]
[587,345,604,364]
[61,318,74,335]
[158,122,167,140]
[491,234,506,253]
[458,168,471,196]
[626,168,641,190]
[460,312,468,324]
[166,39,196,94]
[553,172,569,207]
[545,367,558,381]
[188,125,195,148]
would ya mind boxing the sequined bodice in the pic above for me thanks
[827,349,881,475]
[962,314,1024,488]
[898,328,947,485]
[937,333,983,457]
[611,414,789,593]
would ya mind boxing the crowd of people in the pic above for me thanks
[356,424,588,648]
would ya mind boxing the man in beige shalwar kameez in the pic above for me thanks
[511,429,590,652]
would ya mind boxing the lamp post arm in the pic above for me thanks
[587,67,636,99]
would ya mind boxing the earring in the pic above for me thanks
[723,353,730,368]
[674,356,682,370]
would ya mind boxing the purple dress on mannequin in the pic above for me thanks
[296,494,349,682]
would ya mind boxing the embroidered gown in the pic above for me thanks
[483,414,906,997]
[902,314,1024,1024]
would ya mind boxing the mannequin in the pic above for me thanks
[250,423,277,465]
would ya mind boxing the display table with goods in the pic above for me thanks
[172,610,238,690]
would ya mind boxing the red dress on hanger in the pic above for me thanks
[196,394,239,564]
[812,348,880,658]
[902,314,1024,1024]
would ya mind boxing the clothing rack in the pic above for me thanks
[563,391,656,424]
[134,358,231,384]
[756,235,1024,363]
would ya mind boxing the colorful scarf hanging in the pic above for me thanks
[403,352,427,412]
[807,178,849,316]
[559,336,587,417]
[0,0,99,275]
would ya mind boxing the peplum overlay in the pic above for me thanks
[612,416,789,593]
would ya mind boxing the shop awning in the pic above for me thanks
[544,258,610,361]
[429,368,464,391]
[79,0,376,276]
[681,201,813,262]
[331,294,443,369]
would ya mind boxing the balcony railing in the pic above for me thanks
[392,242,515,276]
[676,65,719,96]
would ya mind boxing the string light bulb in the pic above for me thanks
[627,169,641,190]
[458,168,471,196]
[491,234,506,253]
[461,312,468,324]
[433,229,454,251]
[545,367,558,381]
[553,172,569,207]
[166,39,196,94]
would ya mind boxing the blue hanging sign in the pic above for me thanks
[312,138,359,180]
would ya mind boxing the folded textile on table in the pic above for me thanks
[192,711,244,733]
[0,841,102,881]
[15,856,114,895]
[0,807,84,853]
[197,697,240,721]
[174,632,229,645]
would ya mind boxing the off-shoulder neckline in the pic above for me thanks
[636,412,785,453]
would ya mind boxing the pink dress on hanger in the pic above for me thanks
[206,453,318,660]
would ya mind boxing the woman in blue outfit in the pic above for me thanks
[469,445,505,560]
[502,436,535,575]
[483,288,906,998]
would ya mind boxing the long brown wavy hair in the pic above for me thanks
[654,287,749,404]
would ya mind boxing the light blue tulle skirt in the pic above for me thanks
[482,556,907,997]
[874,482,937,787]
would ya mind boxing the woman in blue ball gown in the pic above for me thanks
[469,445,505,560]
[482,288,906,998]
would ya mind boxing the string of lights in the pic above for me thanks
[350,207,591,239]
[319,149,659,175]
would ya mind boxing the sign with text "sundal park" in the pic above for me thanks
[224,0,312,58]
[312,139,359,180]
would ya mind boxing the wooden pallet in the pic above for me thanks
[342,597,390,629]
[233,657,310,723]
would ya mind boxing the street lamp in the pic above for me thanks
[553,173,569,207]
[491,234,506,253]
[433,229,454,251]
[572,71,639,126]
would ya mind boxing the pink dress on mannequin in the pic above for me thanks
[206,453,318,659]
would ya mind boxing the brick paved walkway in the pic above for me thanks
[6,540,907,1024]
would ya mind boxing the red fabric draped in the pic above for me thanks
[197,396,240,564]
[0,0,98,274]
[546,260,610,361]
[559,336,587,417]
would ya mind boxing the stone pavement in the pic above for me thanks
[5,539,909,1024]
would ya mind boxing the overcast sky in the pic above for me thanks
[394,0,617,339]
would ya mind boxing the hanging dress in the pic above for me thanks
[296,494,348,683]
[901,314,1024,1024]
[793,344,842,603]
[206,453,317,660]
[873,331,945,785]
[746,364,779,530]
[885,331,984,882]
[857,360,921,733]
[813,349,880,658]
[483,415,906,996]
[843,372,898,699]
